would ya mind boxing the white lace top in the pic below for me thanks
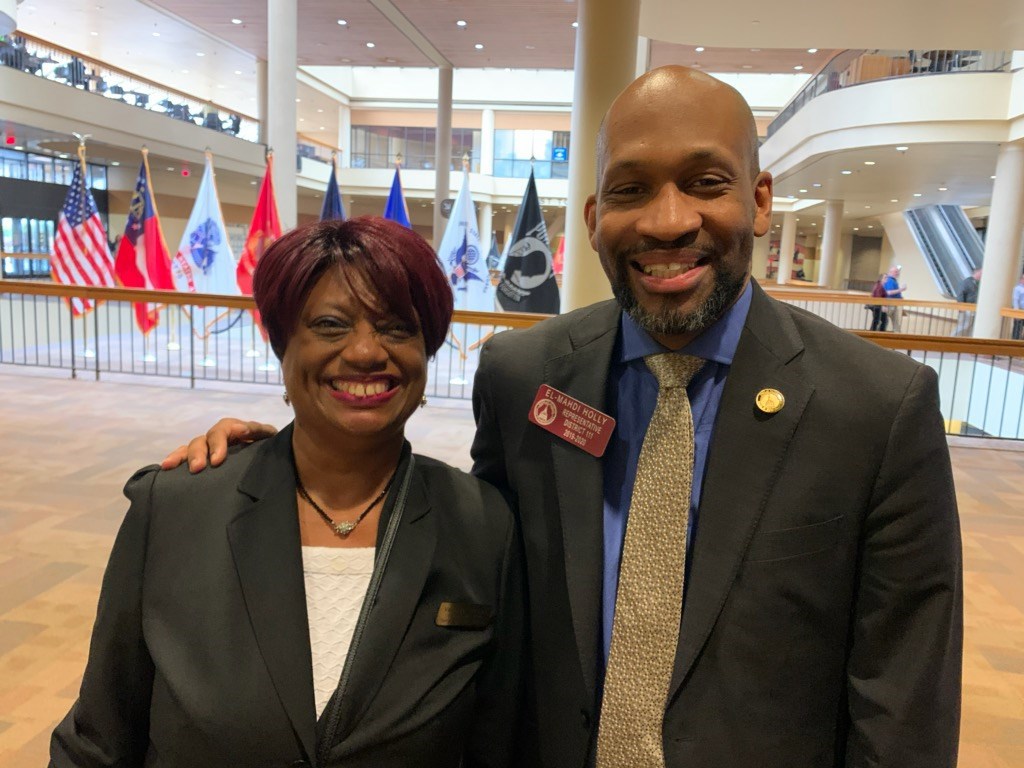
[301,546,375,719]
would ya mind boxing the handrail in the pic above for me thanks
[12,31,257,122]
[860,331,1024,357]
[0,279,550,329]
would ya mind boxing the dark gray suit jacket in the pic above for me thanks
[51,426,522,768]
[471,283,962,768]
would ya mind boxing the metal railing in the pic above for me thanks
[768,48,1014,137]
[2,280,1022,440]
[0,32,259,141]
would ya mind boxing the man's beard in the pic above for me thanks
[608,253,747,338]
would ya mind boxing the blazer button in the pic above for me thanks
[580,709,591,730]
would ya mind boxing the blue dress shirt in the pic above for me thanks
[601,281,752,665]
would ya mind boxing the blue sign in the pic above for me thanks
[552,146,568,163]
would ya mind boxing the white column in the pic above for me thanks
[561,0,640,312]
[480,201,494,264]
[256,59,268,144]
[975,141,1024,338]
[432,66,454,247]
[337,104,351,168]
[751,233,770,281]
[635,35,650,78]
[268,0,297,229]
[777,212,797,285]
[818,200,843,288]
[480,108,495,177]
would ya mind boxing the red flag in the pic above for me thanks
[114,151,175,334]
[552,235,565,275]
[50,147,117,315]
[237,155,282,297]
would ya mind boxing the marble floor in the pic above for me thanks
[1,369,1022,766]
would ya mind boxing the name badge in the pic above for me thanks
[528,385,616,458]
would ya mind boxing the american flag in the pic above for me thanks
[50,160,116,315]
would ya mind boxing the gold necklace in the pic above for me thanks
[295,469,396,538]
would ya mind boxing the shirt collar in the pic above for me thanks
[617,279,752,366]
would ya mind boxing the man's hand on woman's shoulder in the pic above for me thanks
[159,419,279,473]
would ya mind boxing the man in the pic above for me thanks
[882,264,906,332]
[1013,273,1024,340]
[953,267,981,336]
[172,67,962,767]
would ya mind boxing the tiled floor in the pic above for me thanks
[1,369,1022,766]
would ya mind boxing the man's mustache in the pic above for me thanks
[616,237,716,261]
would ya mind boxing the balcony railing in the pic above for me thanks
[2,280,1023,440]
[0,32,259,142]
[767,49,1014,137]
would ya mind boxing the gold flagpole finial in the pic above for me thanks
[462,152,470,172]
[395,152,403,168]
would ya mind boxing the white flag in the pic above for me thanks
[438,170,492,311]
[172,155,239,295]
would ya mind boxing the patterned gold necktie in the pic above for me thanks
[596,352,705,768]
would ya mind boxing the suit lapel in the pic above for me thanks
[327,464,435,745]
[227,424,317,763]
[542,301,620,701]
[668,286,814,701]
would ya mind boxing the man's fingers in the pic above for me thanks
[159,445,189,471]
[206,418,279,467]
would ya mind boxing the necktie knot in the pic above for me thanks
[645,352,704,389]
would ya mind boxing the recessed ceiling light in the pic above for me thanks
[251,180,257,185]
[341,58,352,63]
[938,186,948,191]
[166,166,174,171]
[863,161,875,166]
[13,145,22,150]
[299,118,305,122]
[475,43,484,49]
[890,198,898,203]
[525,45,535,50]
[234,70,242,75]
[868,225,874,229]
[913,193,922,197]
[741,64,753,69]
[295,97,301,102]
[385,57,397,62]
[990,175,996,179]
[152,31,160,37]
[811,222,817,225]
[799,188,807,193]
[812,182,822,188]
[317,108,323,113]
[864,205,871,209]
[90,31,98,36]
[796,218,800,221]
[896,145,908,151]
[231,18,242,24]
[807,48,818,53]
[841,170,852,175]
[196,51,205,56]
[750,48,761,52]
[571,21,578,27]
[111,161,120,166]
[366,42,375,48]
[794,65,804,71]
[854,227,859,231]
[319,126,325,130]
[337,19,347,25]
[456,19,467,26]
[695,46,705,52]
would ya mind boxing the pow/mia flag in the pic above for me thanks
[497,170,560,314]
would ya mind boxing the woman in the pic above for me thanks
[50,217,522,768]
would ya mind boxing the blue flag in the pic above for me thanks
[383,167,411,228]
[437,170,491,311]
[320,163,345,222]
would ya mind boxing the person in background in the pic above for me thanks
[882,264,906,332]
[51,217,522,768]
[163,67,961,768]
[1012,273,1024,340]
[867,273,889,331]
[953,267,982,337]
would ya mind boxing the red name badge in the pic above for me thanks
[528,385,616,458]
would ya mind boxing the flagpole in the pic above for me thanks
[74,137,98,359]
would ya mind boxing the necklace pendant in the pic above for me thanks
[334,521,356,537]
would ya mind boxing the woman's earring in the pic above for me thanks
[283,390,291,406]
[420,395,428,408]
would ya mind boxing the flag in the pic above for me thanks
[50,147,117,315]
[383,166,411,228]
[486,232,501,271]
[552,235,565,275]
[437,170,491,311]
[237,155,282,297]
[171,154,238,295]
[114,152,175,334]
[496,170,560,314]
[320,160,346,222]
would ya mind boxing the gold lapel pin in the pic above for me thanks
[755,388,785,414]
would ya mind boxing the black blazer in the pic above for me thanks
[51,425,522,768]
[471,283,962,768]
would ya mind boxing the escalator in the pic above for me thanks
[904,205,983,299]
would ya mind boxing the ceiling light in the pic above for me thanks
[864,205,871,209]
[231,18,242,24]
[695,46,705,52]
[811,222,817,225]
[525,45,536,50]
[295,97,300,102]
[456,19,467,26]
[799,188,807,193]
[938,186,947,191]
[807,48,818,53]
[251,180,257,185]
[794,65,804,70]
[867,225,874,229]
[196,52,205,56]
[385,57,397,62]
[366,42,375,48]
[166,166,174,172]
[337,19,347,25]
[317,108,323,113]
[741,64,753,69]
[234,70,242,75]
[13,145,22,150]
[863,161,875,165]
[319,126,325,130]
[571,21,578,27]
[750,48,761,53]
[841,170,852,175]
[895,145,908,151]
[475,43,484,49]
[812,182,822,188]
[90,31,98,36]
[341,58,352,63]
[890,198,898,203]
[299,118,305,122]
[913,193,922,197]
[854,227,859,231]
[991,175,996,179]
[111,161,120,166]
[152,31,160,37]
